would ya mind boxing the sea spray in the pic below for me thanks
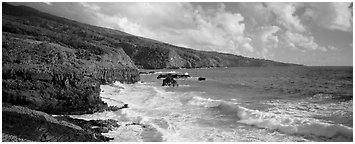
[187,96,353,141]
[71,80,352,142]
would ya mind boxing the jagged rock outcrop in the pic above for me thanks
[2,104,114,142]
[161,74,179,87]
[55,116,120,134]
[2,3,139,115]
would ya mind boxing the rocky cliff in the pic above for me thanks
[2,104,120,141]
[2,3,140,115]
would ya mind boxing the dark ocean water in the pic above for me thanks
[71,66,353,142]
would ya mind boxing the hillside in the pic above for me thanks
[4,3,298,70]
[120,38,300,69]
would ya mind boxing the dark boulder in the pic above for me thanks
[161,74,179,87]
[198,77,206,81]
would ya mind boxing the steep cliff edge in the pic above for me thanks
[2,3,139,115]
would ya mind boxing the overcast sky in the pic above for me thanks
[11,2,353,66]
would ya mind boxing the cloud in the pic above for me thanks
[248,26,281,58]
[43,2,52,5]
[237,3,272,29]
[240,2,352,32]
[75,2,254,56]
[303,2,352,31]
[265,2,306,32]
[282,31,327,52]
[251,26,281,48]
[327,46,338,51]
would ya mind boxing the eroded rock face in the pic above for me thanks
[2,37,139,115]
[2,3,139,142]
[2,3,141,115]
[2,105,114,142]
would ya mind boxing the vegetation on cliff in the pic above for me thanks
[2,3,141,141]
[2,3,140,115]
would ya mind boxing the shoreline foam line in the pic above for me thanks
[187,95,353,140]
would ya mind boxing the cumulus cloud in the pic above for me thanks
[249,26,281,58]
[237,3,273,29]
[75,2,254,56]
[283,31,327,52]
[264,3,306,32]
[303,2,353,31]
[252,26,281,47]
[327,46,338,51]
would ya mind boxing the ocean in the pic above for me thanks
[70,66,353,142]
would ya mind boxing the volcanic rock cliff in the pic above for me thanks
[2,3,140,115]
[2,3,141,141]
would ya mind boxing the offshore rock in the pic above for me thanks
[161,74,179,87]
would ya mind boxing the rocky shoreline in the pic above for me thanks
[2,103,131,142]
[2,3,141,141]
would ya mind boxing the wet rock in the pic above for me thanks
[2,105,110,142]
[96,104,129,113]
[55,116,120,136]
[198,77,206,81]
[161,74,179,87]
[157,74,190,79]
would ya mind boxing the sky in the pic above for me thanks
[10,2,353,66]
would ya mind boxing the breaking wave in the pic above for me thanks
[187,96,353,140]
[96,82,353,141]
[154,71,178,74]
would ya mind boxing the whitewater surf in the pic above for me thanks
[70,67,353,142]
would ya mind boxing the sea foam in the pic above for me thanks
[187,96,353,141]
[95,82,353,142]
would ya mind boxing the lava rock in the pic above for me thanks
[2,105,111,142]
[157,74,190,79]
[198,77,206,81]
[161,74,179,87]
